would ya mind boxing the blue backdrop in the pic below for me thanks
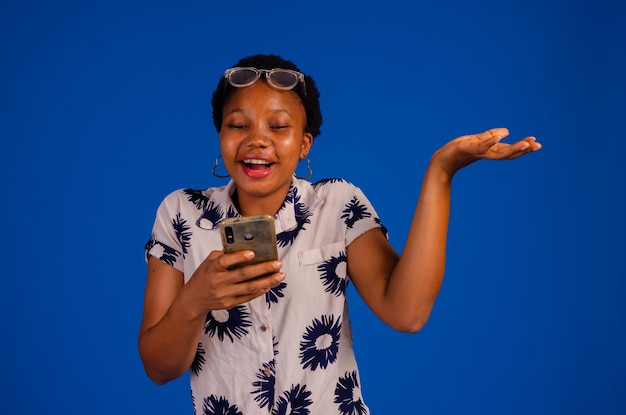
[1,0,625,414]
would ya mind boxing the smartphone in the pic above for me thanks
[219,215,278,271]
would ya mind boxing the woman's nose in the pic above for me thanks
[243,125,270,147]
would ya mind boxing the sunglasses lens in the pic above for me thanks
[268,70,299,89]
[225,67,304,94]
[229,68,259,86]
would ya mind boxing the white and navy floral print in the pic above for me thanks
[146,177,387,414]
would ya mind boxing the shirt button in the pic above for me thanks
[260,323,269,331]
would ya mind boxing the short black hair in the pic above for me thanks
[211,54,322,138]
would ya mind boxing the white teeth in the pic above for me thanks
[243,159,270,165]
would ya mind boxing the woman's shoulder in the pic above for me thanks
[310,177,374,199]
[156,185,228,212]
[311,177,361,193]
[305,177,373,209]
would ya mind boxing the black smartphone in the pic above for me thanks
[219,215,278,271]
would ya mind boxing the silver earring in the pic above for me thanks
[212,155,230,178]
[296,156,313,180]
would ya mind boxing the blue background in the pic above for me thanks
[2,0,625,414]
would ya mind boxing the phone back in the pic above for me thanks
[220,215,278,268]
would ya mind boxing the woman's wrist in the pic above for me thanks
[427,149,458,184]
[174,283,209,324]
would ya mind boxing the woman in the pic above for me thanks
[139,54,541,414]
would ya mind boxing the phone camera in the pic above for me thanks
[225,226,235,244]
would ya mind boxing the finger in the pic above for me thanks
[488,139,538,160]
[225,286,275,309]
[218,250,256,270]
[505,141,542,160]
[231,260,283,284]
[239,271,286,291]
[212,287,270,311]
[205,270,285,310]
[522,136,542,152]
[471,128,510,154]
[222,271,286,308]
[475,127,509,143]
[514,136,536,149]
[511,137,541,154]
[203,250,224,262]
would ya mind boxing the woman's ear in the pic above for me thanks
[300,132,313,159]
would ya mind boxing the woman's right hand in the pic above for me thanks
[182,250,284,315]
[139,253,283,384]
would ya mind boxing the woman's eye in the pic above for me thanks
[227,123,246,130]
[270,124,289,130]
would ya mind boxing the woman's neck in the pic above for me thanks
[232,188,287,217]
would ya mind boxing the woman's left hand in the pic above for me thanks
[432,127,541,178]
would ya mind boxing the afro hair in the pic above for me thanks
[211,54,322,138]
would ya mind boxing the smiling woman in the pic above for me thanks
[219,80,312,215]
[138,54,541,414]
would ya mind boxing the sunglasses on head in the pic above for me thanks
[224,67,307,95]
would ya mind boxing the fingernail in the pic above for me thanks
[520,142,529,151]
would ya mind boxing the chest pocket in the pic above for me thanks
[298,241,346,266]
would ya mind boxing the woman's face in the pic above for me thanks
[219,81,313,214]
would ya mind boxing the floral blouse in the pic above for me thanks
[146,176,387,415]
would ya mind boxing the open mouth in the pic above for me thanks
[242,159,275,171]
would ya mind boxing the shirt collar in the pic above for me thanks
[195,176,323,233]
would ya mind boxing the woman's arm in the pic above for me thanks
[138,252,285,384]
[138,257,205,384]
[348,128,541,333]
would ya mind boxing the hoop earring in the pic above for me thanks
[212,155,230,179]
[296,156,313,180]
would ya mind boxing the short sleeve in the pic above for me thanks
[144,191,185,272]
[336,182,388,246]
